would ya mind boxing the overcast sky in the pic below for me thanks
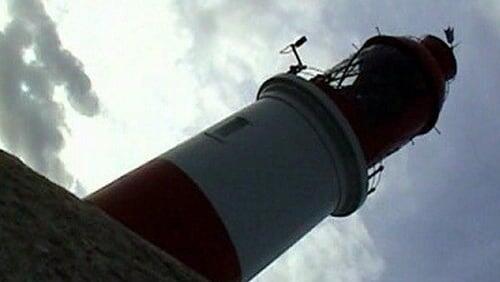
[0,1,499,281]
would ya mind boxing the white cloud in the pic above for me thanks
[48,0,202,190]
[46,0,367,192]
[254,216,384,282]
[0,2,10,30]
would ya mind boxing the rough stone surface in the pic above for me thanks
[0,150,206,282]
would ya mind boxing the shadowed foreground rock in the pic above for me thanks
[0,150,206,281]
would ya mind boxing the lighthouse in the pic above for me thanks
[85,33,457,281]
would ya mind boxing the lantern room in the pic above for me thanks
[310,34,457,166]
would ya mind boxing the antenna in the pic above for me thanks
[280,36,308,74]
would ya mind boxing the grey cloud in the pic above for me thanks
[254,216,384,282]
[7,0,99,116]
[0,0,99,190]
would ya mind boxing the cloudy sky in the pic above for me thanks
[1,1,499,281]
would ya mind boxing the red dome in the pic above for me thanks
[421,35,457,80]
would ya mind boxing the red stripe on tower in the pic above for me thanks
[85,158,242,282]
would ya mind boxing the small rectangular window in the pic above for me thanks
[212,116,250,137]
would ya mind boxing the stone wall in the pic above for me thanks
[0,150,206,281]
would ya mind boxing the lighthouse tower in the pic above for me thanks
[86,33,457,282]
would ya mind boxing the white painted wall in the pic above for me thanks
[163,74,368,280]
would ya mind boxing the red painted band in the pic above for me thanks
[85,158,242,282]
